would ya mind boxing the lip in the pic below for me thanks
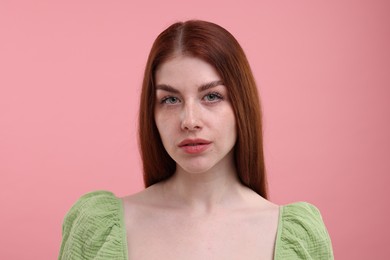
[178,138,212,147]
[178,138,212,154]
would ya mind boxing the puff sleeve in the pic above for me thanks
[58,191,128,260]
[274,202,334,260]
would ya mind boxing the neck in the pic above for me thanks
[161,161,247,214]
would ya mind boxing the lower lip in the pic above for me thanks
[180,143,211,154]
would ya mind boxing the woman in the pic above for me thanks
[59,20,333,260]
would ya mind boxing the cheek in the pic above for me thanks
[154,114,164,137]
[228,118,237,140]
[154,111,175,143]
[220,108,236,131]
[225,112,238,144]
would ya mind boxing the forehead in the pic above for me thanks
[155,56,221,87]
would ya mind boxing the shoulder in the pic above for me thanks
[59,190,127,260]
[275,202,334,260]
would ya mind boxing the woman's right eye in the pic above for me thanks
[161,96,180,104]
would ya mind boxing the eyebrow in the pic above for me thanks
[155,80,224,93]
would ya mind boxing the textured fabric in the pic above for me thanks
[58,191,128,260]
[59,191,333,260]
[274,202,333,259]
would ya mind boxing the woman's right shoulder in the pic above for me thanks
[121,183,163,207]
[62,190,121,223]
[68,190,119,209]
[59,190,127,260]
[121,185,167,229]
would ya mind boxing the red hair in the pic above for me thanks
[139,20,268,198]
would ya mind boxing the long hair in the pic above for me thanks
[139,20,268,199]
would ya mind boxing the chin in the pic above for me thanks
[177,162,215,175]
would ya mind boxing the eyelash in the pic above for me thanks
[160,92,224,104]
[203,92,224,102]
[160,96,180,104]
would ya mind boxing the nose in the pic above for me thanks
[181,101,202,131]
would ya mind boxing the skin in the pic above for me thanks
[154,54,238,200]
[122,55,280,260]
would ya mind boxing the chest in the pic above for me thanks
[125,210,279,260]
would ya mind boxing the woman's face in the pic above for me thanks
[154,55,237,174]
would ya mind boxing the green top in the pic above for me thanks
[59,190,333,260]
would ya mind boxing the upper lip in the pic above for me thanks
[178,138,212,147]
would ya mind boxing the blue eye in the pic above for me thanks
[161,96,180,104]
[204,92,223,102]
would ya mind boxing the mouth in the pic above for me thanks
[178,139,212,147]
[178,139,212,154]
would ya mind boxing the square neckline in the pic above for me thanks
[118,197,284,260]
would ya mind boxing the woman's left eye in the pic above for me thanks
[204,92,223,102]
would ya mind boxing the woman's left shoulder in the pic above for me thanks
[275,201,334,260]
[281,201,326,221]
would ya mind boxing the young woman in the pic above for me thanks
[59,20,333,260]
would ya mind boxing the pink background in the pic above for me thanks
[1,0,389,259]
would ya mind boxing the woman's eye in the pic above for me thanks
[161,96,180,104]
[204,93,223,102]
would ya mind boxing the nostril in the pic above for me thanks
[181,119,201,131]
[180,105,202,131]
